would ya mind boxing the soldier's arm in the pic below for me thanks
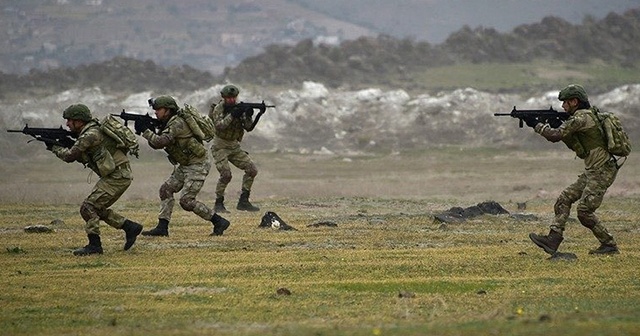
[535,113,588,143]
[52,132,96,162]
[211,104,234,132]
[142,128,174,149]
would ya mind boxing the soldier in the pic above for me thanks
[50,104,143,256]
[136,95,230,237]
[527,84,620,255]
[209,84,261,212]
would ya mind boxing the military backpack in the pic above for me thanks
[592,107,632,157]
[100,115,140,158]
[179,104,216,142]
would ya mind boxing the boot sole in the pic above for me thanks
[141,231,169,237]
[529,233,557,255]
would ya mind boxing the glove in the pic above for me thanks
[44,140,55,151]
[230,107,244,118]
[258,105,266,114]
[523,116,538,128]
[548,117,563,128]
[60,137,75,149]
[134,119,150,135]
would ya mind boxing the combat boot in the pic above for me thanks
[73,234,103,256]
[210,213,230,236]
[589,243,619,255]
[214,196,229,213]
[141,218,169,237]
[122,220,143,250]
[529,229,563,255]
[237,189,260,212]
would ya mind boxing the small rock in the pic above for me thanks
[398,291,415,298]
[276,287,291,295]
[24,225,54,233]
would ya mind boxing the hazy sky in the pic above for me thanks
[376,0,640,42]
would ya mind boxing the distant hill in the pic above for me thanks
[2,0,638,76]
[228,9,640,89]
[1,9,639,100]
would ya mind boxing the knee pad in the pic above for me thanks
[554,194,572,213]
[577,210,597,229]
[219,170,232,184]
[80,202,98,222]
[159,183,175,200]
[245,164,258,178]
[179,197,197,211]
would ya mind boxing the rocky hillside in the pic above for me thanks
[229,9,640,87]
[2,83,639,159]
[2,8,639,100]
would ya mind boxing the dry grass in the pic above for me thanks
[1,147,640,335]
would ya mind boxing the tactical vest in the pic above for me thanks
[562,109,606,159]
[212,103,245,142]
[80,121,126,177]
[162,115,207,165]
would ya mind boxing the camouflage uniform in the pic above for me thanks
[535,108,618,247]
[141,105,229,236]
[54,120,133,234]
[52,105,143,256]
[209,100,259,210]
[143,114,212,219]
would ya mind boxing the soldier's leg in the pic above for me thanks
[529,173,585,254]
[179,161,230,235]
[229,148,258,192]
[212,147,232,212]
[75,200,103,256]
[92,174,132,229]
[578,162,619,253]
[229,149,259,211]
[143,167,184,236]
[213,148,233,198]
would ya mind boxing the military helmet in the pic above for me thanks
[149,95,179,110]
[558,84,589,102]
[62,104,92,121]
[221,84,240,98]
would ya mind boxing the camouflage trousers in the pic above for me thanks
[158,159,214,222]
[81,164,132,235]
[211,141,258,198]
[552,160,618,245]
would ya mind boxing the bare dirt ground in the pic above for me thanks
[1,147,638,211]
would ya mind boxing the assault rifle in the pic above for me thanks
[494,106,570,128]
[111,109,163,132]
[225,101,276,131]
[7,124,76,149]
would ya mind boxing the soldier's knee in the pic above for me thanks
[159,183,174,200]
[80,202,98,221]
[179,197,196,211]
[219,170,232,184]
[554,194,572,212]
[245,164,258,178]
[577,209,596,228]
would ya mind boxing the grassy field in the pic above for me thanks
[1,148,639,335]
[391,60,640,95]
